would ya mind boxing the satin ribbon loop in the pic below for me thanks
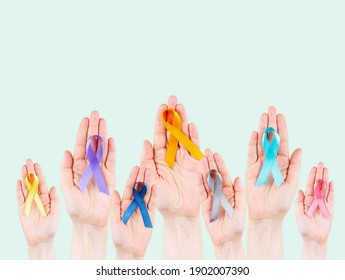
[162,109,204,168]
[79,135,109,195]
[24,173,47,217]
[256,127,284,187]
[122,182,153,228]
[208,170,234,223]
[306,180,330,219]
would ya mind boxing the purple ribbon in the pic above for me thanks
[78,135,109,195]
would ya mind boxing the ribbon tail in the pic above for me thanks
[256,158,273,186]
[319,201,330,219]
[78,166,93,192]
[33,193,47,216]
[210,191,221,223]
[122,200,138,224]
[306,200,318,217]
[271,160,284,187]
[92,165,109,195]
[165,134,179,169]
[220,195,234,218]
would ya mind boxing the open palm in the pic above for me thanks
[61,111,116,227]
[152,96,203,218]
[296,163,334,243]
[246,106,302,221]
[16,159,59,246]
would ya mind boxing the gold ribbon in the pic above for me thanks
[162,108,204,168]
[24,174,47,217]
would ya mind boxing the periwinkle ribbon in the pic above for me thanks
[24,173,47,217]
[122,182,152,228]
[79,135,109,195]
[162,109,204,169]
[256,127,284,187]
[208,170,234,223]
[306,180,330,219]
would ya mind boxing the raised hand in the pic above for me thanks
[60,111,115,259]
[16,159,59,259]
[153,95,204,259]
[296,162,334,259]
[200,150,246,259]
[246,106,302,259]
[111,141,157,260]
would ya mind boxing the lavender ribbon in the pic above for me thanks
[208,170,234,223]
[78,135,109,195]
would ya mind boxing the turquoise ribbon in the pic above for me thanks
[256,127,284,187]
[122,183,153,228]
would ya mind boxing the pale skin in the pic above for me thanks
[60,111,116,259]
[296,162,334,259]
[246,106,302,259]
[16,159,59,260]
[152,95,204,259]
[111,141,157,260]
[200,150,246,259]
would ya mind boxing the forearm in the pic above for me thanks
[214,239,245,260]
[302,240,327,260]
[70,223,108,259]
[163,216,203,259]
[28,240,55,260]
[247,219,283,259]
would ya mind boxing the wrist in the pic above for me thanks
[302,240,327,260]
[116,249,144,260]
[248,218,283,229]
[214,238,245,260]
[28,240,55,260]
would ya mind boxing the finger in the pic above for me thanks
[189,122,200,149]
[140,140,158,181]
[167,95,178,110]
[322,167,329,182]
[105,137,116,173]
[201,154,210,174]
[327,181,334,205]
[214,153,233,187]
[98,118,108,163]
[73,118,89,160]
[87,110,100,140]
[277,114,289,158]
[16,180,25,206]
[26,159,35,174]
[48,187,59,216]
[205,149,217,171]
[60,150,75,192]
[199,174,209,203]
[247,131,258,165]
[257,113,268,158]
[110,189,122,223]
[122,166,139,201]
[296,190,305,217]
[285,148,302,188]
[233,177,245,210]
[141,140,154,162]
[268,106,278,130]
[305,167,317,196]
[153,104,168,151]
[176,104,189,138]
[21,165,28,197]
[34,163,49,195]
[147,184,157,215]
[315,162,324,182]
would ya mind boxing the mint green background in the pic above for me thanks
[0,1,344,259]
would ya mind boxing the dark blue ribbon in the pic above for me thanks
[122,183,153,228]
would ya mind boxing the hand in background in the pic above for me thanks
[16,159,59,259]
[111,141,157,260]
[200,150,246,259]
[296,162,334,259]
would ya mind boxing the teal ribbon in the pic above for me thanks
[256,127,283,187]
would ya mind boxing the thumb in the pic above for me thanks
[233,177,245,211]
[110,189,122,223]
[49,186,60,216]
[60,150,74,193]
[296,189,305,217]
[286,148,302,189]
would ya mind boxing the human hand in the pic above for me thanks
[246,106,302,221]
[111,141,157,260]
[60,110,115,228]
[200,150,246,259]
[296,162,334,259]
[16,159,59,259]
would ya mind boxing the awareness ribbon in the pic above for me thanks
[79,135,109,195]
[208,170,234,223]
[24,174,47,217]
[256,127,284,187]
[122,182,153,228]
[306,180,330,219]
[162,109,204,168]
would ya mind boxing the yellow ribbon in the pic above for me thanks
[162,108,204,168]
[24,174,47,217]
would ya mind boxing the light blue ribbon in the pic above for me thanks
[208,170,234,223]
[122,183,153,228]
[256,127,283,187]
